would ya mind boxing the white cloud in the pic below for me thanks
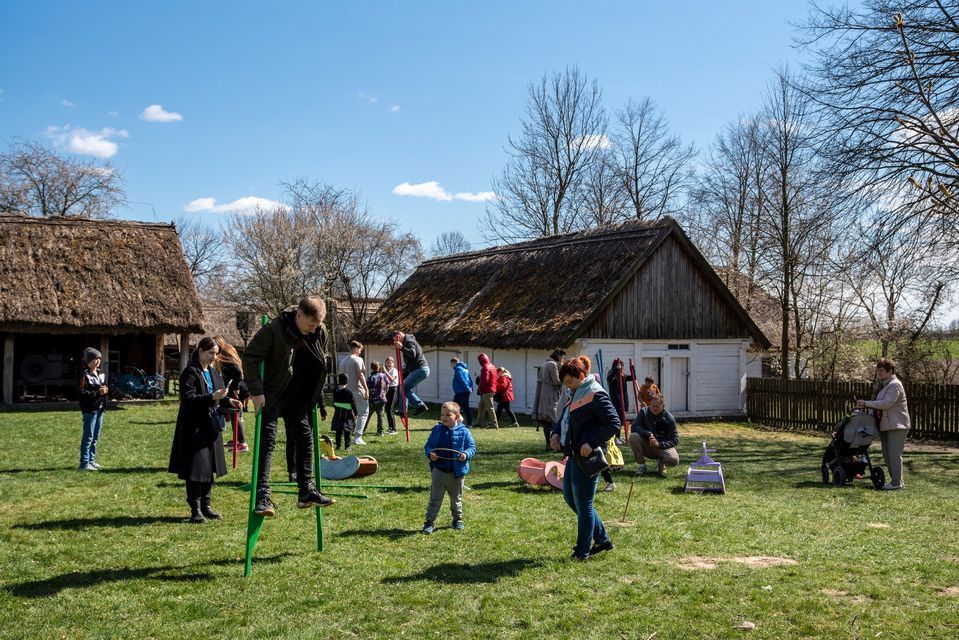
[389,105,401,112]
[392,181,453,201]
[453,191,496,202]
[46,125,126,159]
[140,104,183,122]
[184,196,288,214]
[574,134,611,150]
[107,111,119,117]
[60,99,75,107]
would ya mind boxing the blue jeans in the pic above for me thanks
[80,410,105,466]
[562,455,610,558]
[401,366,430,410]
[453,391,472,426]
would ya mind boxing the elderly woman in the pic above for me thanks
[550,355,621,560]
[533,349,566,448]
[169,336,235,523]
[857,358,910,490]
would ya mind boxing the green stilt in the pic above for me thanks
[243,315,269,577]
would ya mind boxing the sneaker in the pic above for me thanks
[376,431,384,437]
[589,540,614,556]
[570,552,589,561]
[882,483,903,491]
[89,462,104,470]
[353,437,367,446]
[614,436,626,446]
[452,520,465,530]
[254,496,275,517]
[602,482,615,492]
[237,443,249,452]
[509,423,520,428]
[657,461,667,477]
[385,430,398,435]
[635,464,647,476]
[79,463,98,471]
[225,440,235,449]
[421,521,435,535]
[297,488,336,509]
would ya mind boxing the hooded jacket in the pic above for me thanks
[495,369,514,402]
[477,353,497,394]
[424,421,476,478]
[452,362,473,394]
[241,308,328,411]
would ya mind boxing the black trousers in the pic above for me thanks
[496,401,517,425]
[186,480,212,508]
[385,387,397,431]
[258,391,314,496]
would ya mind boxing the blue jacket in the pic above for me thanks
[424,422,476,478]
[452,362,473,394]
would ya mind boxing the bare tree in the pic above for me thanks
[801,0,959,244]
[482,67,607,241]
[573,148,632,228]
[611,98,696,220]
[0,138,124,218]
[428,231,472,257]
[174,215,228,293]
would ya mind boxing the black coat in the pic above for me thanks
[168,357,228,482]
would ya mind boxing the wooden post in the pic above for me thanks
[155,334,165,377]
[99,335,110,381]
[179,333,190,373]
[2,334,13,405]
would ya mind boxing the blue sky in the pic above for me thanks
[0,1,819,249]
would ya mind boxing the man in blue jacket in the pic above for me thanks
[450,357,473,427]
[628,395,680,477]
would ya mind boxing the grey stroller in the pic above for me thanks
[820,410,885,490]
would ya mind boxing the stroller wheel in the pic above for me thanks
[832,467,847,487]
[871,467,886,491]
[821,464,830,484]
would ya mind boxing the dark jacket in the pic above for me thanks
[331,386,356,433]
[398,334,428,374]
[219,360,249,403]
[367,371,388,404]
[242,308,328,411]
[79,368,107,413]
[424,422,476,478]
[551,377,621,458]
[606,367,633,414]
[631,407,679,450]
[168,355,228,482]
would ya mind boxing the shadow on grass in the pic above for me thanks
[98,466,168,475]
[382,558,541,584]
[128,420,175,425]
[337,527,420,540]
[469,480,523,490]
[0,466,74,474]
[6,554,291,598]
[13,515,184,530]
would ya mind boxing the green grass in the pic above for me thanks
[1,404,958,639]
[857,338,959,359]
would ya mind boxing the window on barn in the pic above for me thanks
[667,344,690,350]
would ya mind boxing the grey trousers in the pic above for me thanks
[425,467,465,523]
[880,429,909,487]
[628,433,680,467]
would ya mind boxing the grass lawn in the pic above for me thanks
[1,403,958,639]
[857,338,959,360]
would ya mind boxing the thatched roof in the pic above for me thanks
[0,214,204,334]
[355,217,770,349]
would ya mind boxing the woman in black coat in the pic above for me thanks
[169,337,234,523]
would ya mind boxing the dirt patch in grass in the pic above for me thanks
[674,556,797,571]
[940,586,959,597]
[822,588,848,597]
[822,588,871,604]
[866,523,891,529]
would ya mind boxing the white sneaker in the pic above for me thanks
[353,437,367,446]
[90,462,104,470]
[882,483,902,491]
[635,464,647,476]
[79,464,98,471]
[602,482,615,492]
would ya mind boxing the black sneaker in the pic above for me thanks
[297,488,336,509]
[589,540,614,556]
[254,496,275,517]
[421,521,435,534]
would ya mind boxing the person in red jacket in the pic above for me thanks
[494,367,519,427]
[476,353,498,429]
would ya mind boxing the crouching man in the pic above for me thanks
[628,395,679,477]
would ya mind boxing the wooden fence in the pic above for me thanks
[746,377,959,439]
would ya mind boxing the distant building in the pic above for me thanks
[0,214,203,405]
[355,217,770,418]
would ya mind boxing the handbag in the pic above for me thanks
[208,404,226,434]
[575,447,609,477]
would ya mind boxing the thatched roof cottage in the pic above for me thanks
[0,214,203,404]
[355,217,770,418]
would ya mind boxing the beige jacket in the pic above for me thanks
[863,375,910,432]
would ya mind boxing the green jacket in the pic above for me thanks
[241,308,328,411]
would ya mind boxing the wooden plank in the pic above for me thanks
[2,334,13,405]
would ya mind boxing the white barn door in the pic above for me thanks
[669,357,690,412]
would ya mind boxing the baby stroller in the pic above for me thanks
[820,409,885,490]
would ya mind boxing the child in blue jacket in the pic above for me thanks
[422,401,476,534]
